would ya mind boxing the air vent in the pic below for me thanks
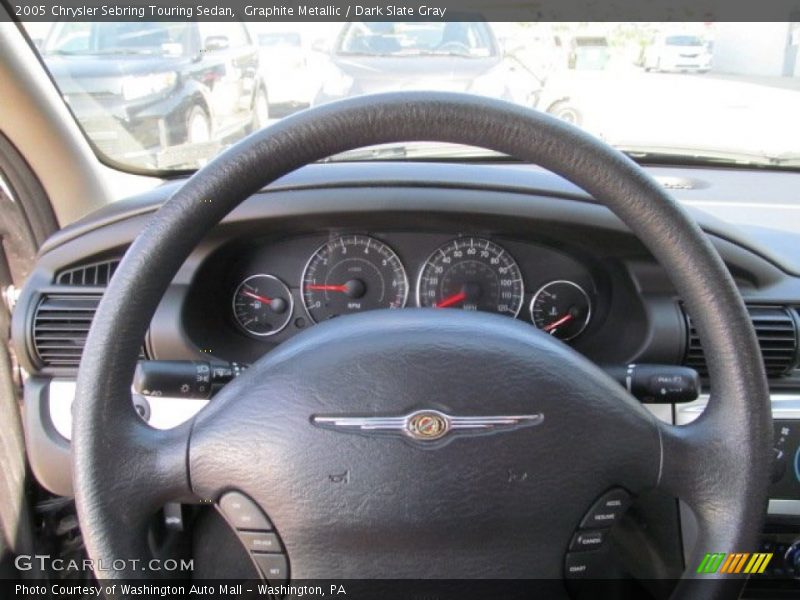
[33,294,101,368]
[56,258,120,286]
[684,305,799,377]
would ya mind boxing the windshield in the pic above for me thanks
[22,21,800,172]
[337,22,495,57]
[665,35,704,46]
[258,32,302,48]
[44,22,191,56]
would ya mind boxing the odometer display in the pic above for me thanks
[302,235,408,323]
[417,237,524,317]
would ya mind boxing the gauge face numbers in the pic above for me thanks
[233,274,293,337]
[530,280,592,340]
[417,238,524,317]
[302,235,408,323]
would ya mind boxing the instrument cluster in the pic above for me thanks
[229,233,594,342]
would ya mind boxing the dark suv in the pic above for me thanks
[41,21,268,169]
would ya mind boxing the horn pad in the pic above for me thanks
[189,309,659,579]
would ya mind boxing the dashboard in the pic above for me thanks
[16,160,800,378]
[8,156,800,592]
[11,160,800,506]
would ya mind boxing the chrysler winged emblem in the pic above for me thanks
[312,409,544,442]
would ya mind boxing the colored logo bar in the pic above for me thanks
[696,552,772,574]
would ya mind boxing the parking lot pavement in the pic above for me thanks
[541,68,800,160]
[704,72,800,91]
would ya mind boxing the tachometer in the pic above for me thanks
[416,237,524,316]
[232,274,293,337]
[302,235,408,323]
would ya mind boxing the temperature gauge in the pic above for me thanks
[232,274,293,337]
[530,280,591,341]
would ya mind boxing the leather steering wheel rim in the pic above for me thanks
[73,92,771,597]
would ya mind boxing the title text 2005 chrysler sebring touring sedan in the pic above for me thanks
[1,14,800,600]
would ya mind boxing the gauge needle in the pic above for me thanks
[241,290,273,305]
[306,284,349,293]
[435,291,467,308]
[544,313,573,332]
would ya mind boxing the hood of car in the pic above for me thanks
[330,54,501,92]
[664,44,707,55]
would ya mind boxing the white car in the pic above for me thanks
[254,30,314,115]
[644,34,712,73]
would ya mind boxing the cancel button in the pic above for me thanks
[569,529,607,551]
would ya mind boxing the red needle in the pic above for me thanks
[306,284,348,293]
[544,313,573,332]
[241,290,273,304]
[435,291,467,308]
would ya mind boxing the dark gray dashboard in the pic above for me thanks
[11,160,800,497]
[15,161,800,380]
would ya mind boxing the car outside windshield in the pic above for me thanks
[337,22,495,57]
[665,35,704,46]
[45,22,191,55]
[23,21,800,172]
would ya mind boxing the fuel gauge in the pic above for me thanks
[232,274,293,337]
[530,280,591,341]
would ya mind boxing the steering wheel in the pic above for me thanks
[73,93,771,597]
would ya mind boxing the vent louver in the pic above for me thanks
[56,258,120,286]
[684,305,799,377]
[33,294,101,368]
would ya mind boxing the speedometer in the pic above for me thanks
[416,237,524,317]
[302,235,408,323]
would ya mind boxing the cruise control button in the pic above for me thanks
[252,553,288,583]
[240,531,281,553]
[219,491,273,530]
[569,529,606,551]
[564,551,606,579]
[579,489,631,529]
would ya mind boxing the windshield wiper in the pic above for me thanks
[618,145,800,168]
